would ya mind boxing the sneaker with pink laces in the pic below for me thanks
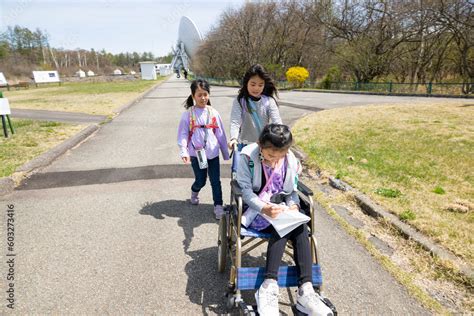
[190,191,199,205]
[214,205,224,220]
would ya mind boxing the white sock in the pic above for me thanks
[262,278,277,288]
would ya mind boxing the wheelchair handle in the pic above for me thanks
[231,179,243,197]
[297,182,314,196]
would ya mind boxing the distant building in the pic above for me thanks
[139,62,157,80]
[76,69,86,78]
[87,70,95,77]
[155,64,172,76]
[130,70,136,75]
[113,69,122,75]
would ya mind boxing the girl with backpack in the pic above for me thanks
[177,79,229,219]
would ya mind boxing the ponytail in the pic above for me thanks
[183,95,194,109]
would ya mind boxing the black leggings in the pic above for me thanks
[262,224,312,286]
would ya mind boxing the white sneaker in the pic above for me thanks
[296,283,333,316]
[255,280,279,316]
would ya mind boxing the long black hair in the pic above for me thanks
[237,64,278,106]
[183,79,211,109]
[258,124,293,150]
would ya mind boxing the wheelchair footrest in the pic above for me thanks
[237,264,322,290]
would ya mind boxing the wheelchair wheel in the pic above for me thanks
[217,214,228,272]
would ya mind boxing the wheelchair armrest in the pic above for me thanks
[231,179,243,197]
[297,182,313,196]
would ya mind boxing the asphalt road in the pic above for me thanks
[0,77,449,314]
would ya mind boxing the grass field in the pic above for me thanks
[2,79,161,115]
[293,102,474,265]
[0,120,85,177]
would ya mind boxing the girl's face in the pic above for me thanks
[260,146,288,167]
[193,86,209,108]
[247,75,265,98]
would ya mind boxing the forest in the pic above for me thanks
[193,0,472,86]
[0,25,172,80]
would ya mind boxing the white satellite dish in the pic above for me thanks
[171,16,203,73]
[179,16,202,57]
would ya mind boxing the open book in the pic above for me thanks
[261,206,310,237]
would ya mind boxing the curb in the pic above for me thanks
[0,79,166,198]
[328,176,473,281]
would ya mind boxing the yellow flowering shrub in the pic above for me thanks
[285,66,309,88]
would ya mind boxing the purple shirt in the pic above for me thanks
[249,159,287,231]
[177,106,229,160]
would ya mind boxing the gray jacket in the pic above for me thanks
[236,143,301,227]
[230,96,282,144]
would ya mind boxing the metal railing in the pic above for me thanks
[298,81,473,96]
[190,75,473,97]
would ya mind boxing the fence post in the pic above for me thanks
[388,82,393,93]
[354,82,359,91]
[427,82,432,95]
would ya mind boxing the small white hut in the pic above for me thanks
[139,62,157,80]
[76,69,86,78]
[87,70,95,77]
[113,69,122,75]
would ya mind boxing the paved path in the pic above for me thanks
[11,108,107,124]
[1,77,448,314]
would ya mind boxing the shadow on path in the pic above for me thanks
[139,199,228,314]
[138,199,275,314]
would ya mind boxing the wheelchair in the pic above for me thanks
[217,145,337,315]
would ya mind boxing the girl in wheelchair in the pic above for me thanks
[236,124,333,316]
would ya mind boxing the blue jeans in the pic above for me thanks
[190,156,223,206]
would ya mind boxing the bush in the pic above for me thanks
[286,66,309,88]
[319,66,342,89]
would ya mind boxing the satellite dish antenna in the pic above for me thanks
[171,16,203,73]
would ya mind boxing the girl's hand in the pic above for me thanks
[262,204,284,218]
[228,139,237,150]
[182,156,191,164]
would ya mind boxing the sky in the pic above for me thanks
[0,0,246,56]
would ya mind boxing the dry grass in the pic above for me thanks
[0,120,85,177]
[293,102,474,266]
[2,80,160,115]
[308,174,474,313]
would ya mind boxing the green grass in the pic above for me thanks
[399,210,417,222]
[433,186,446,195]
[0,119,84,177]
[375,188,402,198]
[293,102,474,264]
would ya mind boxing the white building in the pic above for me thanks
[155,63,172,76]
[113,69,122,75]
[76,69,86,78]
[139,62,157,80]
[87,70,95,77]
